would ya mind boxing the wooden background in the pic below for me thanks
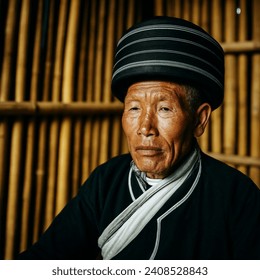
[0,0,259,260]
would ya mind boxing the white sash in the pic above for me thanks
[98,147,201,259]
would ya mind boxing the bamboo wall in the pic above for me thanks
[0,0,259,260]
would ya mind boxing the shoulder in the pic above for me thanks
[93,153,132,176]
[80,153,132,191]
[200,151,259,193]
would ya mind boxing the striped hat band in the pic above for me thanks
[111,16,224,110]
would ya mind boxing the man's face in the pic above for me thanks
[122,81,196,179]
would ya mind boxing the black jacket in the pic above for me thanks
[18,152,260,259]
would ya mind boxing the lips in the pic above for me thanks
[135,146,163,156]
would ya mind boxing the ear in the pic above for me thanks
[194,103,212,137]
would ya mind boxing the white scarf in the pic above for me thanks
[98,147,201,259]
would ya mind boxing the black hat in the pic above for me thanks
[111,16,224,110]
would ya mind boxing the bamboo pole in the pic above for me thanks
[165,0,172,17]
[82,118,92,182]
[154,0,164,16]
[250,0,260,187]
[207,153,260,168]
[55,0,81,215]
[94,0,106,102]
[90,117,101,172]
[198,0,210,151]
[126,0,135,29]
[33,0,56,243]
[183,0,191,21]
[71,1,89,197]
[221,40,260,53]
[237,0,248,175]
[0,101,123,115]
[0,120,9,258]
[191,0,200,25]
[92,0,105,170]
[86,0,97,102]
[44,0,69,230]
[5,0,31,260]
[82,1,97,181]
[20,0,44,253]
[0,0,19,101]
[116,0,125,41]
[111,115,122,158]
[172,0,182,18]
[111,0,126,158]
[99,0,116,165]
[223,0,237,156]
[72,118,82,197]
[210,0,223,154]
[0,0,19,259]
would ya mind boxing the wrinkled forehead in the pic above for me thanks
[125,81,187,103]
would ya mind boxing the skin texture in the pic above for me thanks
[122,81,211,179]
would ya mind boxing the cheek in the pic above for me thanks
[159,118,194,152]
[122,115,136,144]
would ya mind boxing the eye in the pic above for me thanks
[129,106,140,111]
[157,104,176,118]
[160,106,171,112]
[124,101,141,113]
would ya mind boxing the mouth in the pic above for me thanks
[135,146,163,156]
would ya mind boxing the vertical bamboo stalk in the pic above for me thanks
[55,0,81,215]
[92,0,105,170]
[33,0,56,242]
[183,0,191,21]
[223,0,237,156]
[71,1,89,197]
[116,0,125,41]
[154,0,164,16]
[44,0,69,230]
[83,1,97,181]
[200,0,209,31]
[111,0,125,158]
[250,0,260,187]
[126,0,135,29]
[72,119,82,197]
[237,0,248,175]
[20,0,44,253]
[94,0,106,102]
[165,0,172,17]
[44,118,59,229]
[86,1,97,102]
[99,0,116,165]
[103,0,115,102]
[111,116,122,157]
[172,0,182,18]
[191,0,200,25]
[0,0,19,101]
[5,122,24,259]
[198,0,210,151]
[210,0,223,153]
[0,120,9,259]
[90,117,100,172]
[5,0,30,260]
[0,0,19,259]
[82,118,92,181]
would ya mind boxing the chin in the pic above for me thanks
[135,160,166,178]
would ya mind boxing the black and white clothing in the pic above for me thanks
[18,151,260,260]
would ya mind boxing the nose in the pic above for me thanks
[138,110,158,137]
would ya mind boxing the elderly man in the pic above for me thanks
[18,16,260,260]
